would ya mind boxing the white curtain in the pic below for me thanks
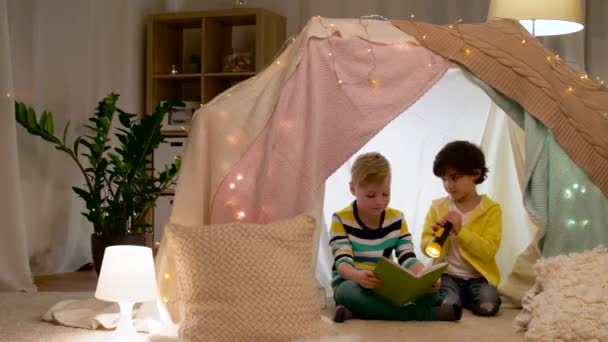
[318,68,535,292]
[0,0,36,292]
[0,0,163,290]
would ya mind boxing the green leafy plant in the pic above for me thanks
[14,93,183,236]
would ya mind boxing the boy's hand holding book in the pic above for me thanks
[354,269,383,289]
[412,263,442,293]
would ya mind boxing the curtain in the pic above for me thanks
[0,0,163,290]
[0,0,36,292]
[586,0,608,82]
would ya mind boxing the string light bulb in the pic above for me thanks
[229,182,236,189]
[370,79,380,88]
[566,86,574,94]
[237,211,246,220]
[338,79,343,85]
[6,93,10,98]
[464,48,472,56]
[162,297,169,303]
[521,39,526,44]
[328,52,333,56]
[422,35,427,40]
[226,134,239,144]
[236,173,243,181]
[580,74,589,80]
[164,273,170,279]
[367,48,372,53]
[410,14,415,18]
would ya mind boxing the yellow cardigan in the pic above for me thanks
[420,195,502,286]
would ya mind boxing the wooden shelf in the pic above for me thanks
[146,8,285,111]
[204,72,255,78]
[161,130,189,137]
[153,73,201,80]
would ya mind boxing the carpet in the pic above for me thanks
[0,292,113,341]
[0,292,524,341]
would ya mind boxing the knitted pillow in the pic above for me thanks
[165,213,335,341]
[524,246,608,341]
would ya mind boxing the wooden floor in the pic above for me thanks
[34,268,97,292]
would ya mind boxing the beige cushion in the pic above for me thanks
[523,246,608,341]
[165,213,335,341]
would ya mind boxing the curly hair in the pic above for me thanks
[433,141,488,184]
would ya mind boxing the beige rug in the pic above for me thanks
[0,292,523,341]
[0,292,113,341]
[321,305,524,341]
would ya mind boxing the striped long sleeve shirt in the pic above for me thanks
[329,201,420,289]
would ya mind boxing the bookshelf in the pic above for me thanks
[146,8,287,137]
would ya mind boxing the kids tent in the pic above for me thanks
[155,17,608,325]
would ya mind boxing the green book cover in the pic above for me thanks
[372,258,448,306]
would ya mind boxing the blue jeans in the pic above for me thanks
[439,274,501,316]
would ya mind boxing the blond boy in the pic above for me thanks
[330,152,461,322]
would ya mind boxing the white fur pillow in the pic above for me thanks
[524,246,608,341]
[165,214,336,342]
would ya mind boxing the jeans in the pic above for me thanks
[439,274,501,316]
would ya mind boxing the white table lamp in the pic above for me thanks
[95,245,158,341]
[488,0,584,36]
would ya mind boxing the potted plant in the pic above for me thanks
[14,93,183,274]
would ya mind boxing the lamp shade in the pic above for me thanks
[95,245,158,303]
[487,0,584,36]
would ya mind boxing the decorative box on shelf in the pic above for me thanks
[160,100,200,132]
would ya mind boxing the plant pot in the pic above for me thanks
[91,233,146,275]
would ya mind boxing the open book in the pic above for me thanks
[372,258,448,306]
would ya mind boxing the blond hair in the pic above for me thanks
[351,152,391,186]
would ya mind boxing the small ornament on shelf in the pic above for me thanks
[170,64,179,75]
[222,50,254,72]
[232,0,248,8]
[189,54,201,73]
